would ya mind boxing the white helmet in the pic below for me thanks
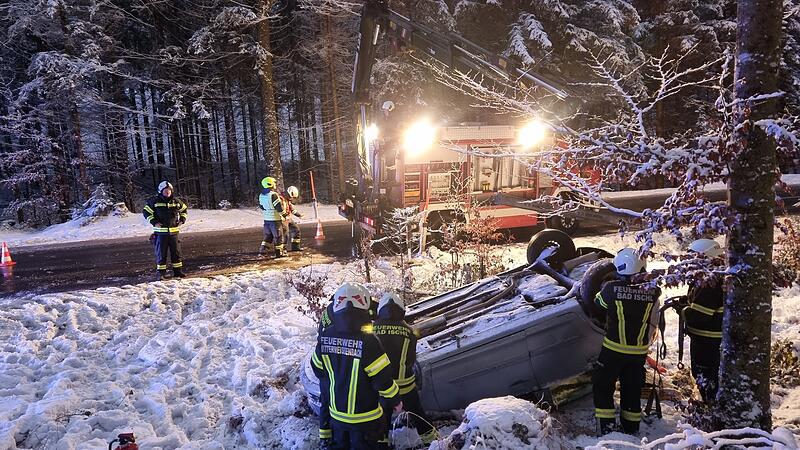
[377,291,405,314]
[287,186,299,199]
[332,282,371,313]
[157,181,174,194]
[689,239,724,258]
[614,248,646,275]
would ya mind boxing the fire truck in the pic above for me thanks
[339,0,576,235]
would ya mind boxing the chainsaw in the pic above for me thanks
[108,433,138,450]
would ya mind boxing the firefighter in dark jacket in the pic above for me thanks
[311,282,403,449]
[283,185,303,251]
[683,239,725,404]
[593,248,661,436]
[373,292,435,445]
[258,176,287,258]
[142,181,188,280]
[317,300,336,448]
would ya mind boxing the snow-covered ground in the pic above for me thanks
[0,204,343,249]
[0,231,798,449]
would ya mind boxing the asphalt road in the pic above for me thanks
[1,221,361,297]
[1,220,619,297]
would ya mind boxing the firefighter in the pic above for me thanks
[373,292,436,445]
[283,185,303,251]
[592,248,661,436]
[683,239,724,404]
[143,181,188,280]
[317,298,336,449]
[311,282,403,450]
[258,176,287,258]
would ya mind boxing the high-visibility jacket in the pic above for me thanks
[595,279,661,355]
[312,322,400,427]
[259,188,284,221]
[683,282,723,339]
[143,195,188,234]
[373,319,418,395]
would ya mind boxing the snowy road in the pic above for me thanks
[1,222,358,297]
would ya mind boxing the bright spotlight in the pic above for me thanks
[365,123,379,141]
[402,119,437,156]
[517,120,548,149]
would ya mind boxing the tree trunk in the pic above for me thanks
[224,90,242,206]
[717,0,782,431]
[326,14,345,196]
[256,0,285,189]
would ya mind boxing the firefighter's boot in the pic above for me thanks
[597,418,617,436]
[173,268,186,278]
[156,269,167,281]
[258,241,267,256]
[291,239,301,252]
[275,244,287,258]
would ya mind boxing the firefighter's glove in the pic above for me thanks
[149,233,156,245]
[294,212,303,218]
[393,401,404,414]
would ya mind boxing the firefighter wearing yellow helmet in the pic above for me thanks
[258,176,286,257]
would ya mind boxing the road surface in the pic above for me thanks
[2,222,360,297]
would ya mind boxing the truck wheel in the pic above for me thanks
[578,259,617,327]
[526,229,577,268]
[545,215,579,234]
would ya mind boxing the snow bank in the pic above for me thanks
[430,396,566,450]
[0,258,390,449]
[1,203,343,249]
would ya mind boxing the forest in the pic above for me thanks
[1,0,798,227]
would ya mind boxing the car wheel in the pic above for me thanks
[526,229,577,268]
[578,259,617,327]
[545,214,579,234]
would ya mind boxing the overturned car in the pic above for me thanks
[301,230,617,412]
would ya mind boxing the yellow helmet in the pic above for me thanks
[261,177,277,189]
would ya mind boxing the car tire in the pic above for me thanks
[544,214,579,234]
[526,228,577,268]
[578,259,617,327]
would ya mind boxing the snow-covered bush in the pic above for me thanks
[775,219,800,286]
[71,184,128,225]
[218,199,232,211]
[771,338,800,388]
[431,396,567,450]
[587,424,798,449]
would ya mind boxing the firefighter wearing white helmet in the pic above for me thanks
[142,180,188,280]
[311,282,402,449]
[281,185,303,251]
[373,292,436,444]
[683,238,725,403]
[258,176,286,258]
[592,248,661,436]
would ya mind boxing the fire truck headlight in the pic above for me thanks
[366,123,379,141]
[402,120,437,156]
[517,120,548,149]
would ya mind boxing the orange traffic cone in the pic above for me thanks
[315,220,325,240]
[1,242,16,267]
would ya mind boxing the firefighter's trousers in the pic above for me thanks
[284,220,301,250]
[262,220,285,252]
[330,426,383,450]
[689,335,721,403]
[592,347,645,435]
[154,233,182,271]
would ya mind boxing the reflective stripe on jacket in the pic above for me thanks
[143,195,188,234]
[373,319,418,395]
[595,279,661,355]
[259,189,284,221]
[311,326,400,426]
